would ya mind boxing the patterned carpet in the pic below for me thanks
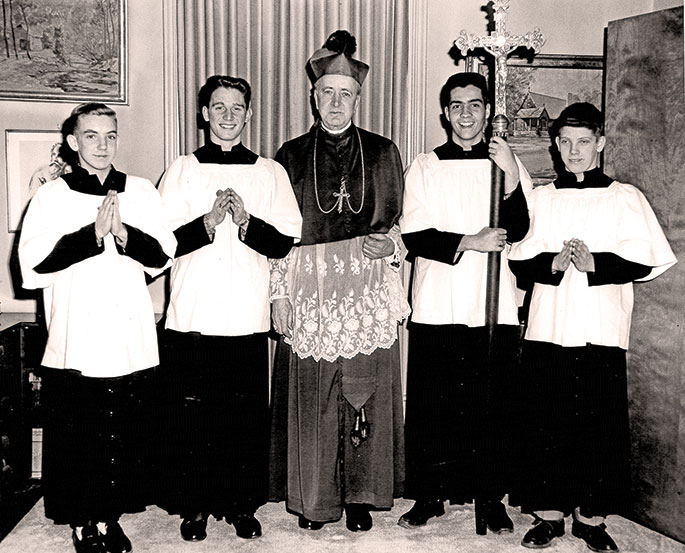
[1,497,684,553]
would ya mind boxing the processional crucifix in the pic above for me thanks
[454,0,545,347]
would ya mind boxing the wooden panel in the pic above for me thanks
[604,6,685,543]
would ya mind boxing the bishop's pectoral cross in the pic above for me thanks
[454,0,544,347]
[333,176,351,214]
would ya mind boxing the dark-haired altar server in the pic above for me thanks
[399,72,532,535]
[508,102,677,552]
[269,30,409,532]
[157,75,301,542]
[19,102,176,553]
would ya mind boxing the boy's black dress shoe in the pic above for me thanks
[397,499,445,529]
[572,521,619,552]
[103,521,132,553]
[475,499,514,535]
[345,504,372,532]
[521,518,565,548]
[72,524,105,553]
[298,515,324,530]
[228,513,262,539]
[180,516,207,542]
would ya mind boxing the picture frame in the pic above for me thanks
[0,0,127,103]
[5,129,65,232]
[466,53,604,185]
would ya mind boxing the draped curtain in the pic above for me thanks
[168,0,409,163]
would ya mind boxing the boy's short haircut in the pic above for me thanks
[198,75,252,110]
[61,103,117,137]
[439,72,489,110]
[60,103,116,167]
[551,102,603,138]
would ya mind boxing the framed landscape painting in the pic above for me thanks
[467,54,604,185]
[0,0,127,103]
[506,54,604,185]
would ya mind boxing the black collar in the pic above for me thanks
[193,141,258,165]
[434,138,489,160]
[555,167,614,189]
[62,165,126,196]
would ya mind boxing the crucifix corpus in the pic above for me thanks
[454,0,545,346]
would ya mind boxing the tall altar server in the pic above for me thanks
[19,102,176,553]
[508,102,677,552]
[399,72,531,534]
[157,75,301,543]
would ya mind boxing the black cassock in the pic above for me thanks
[401,139,529,504]
[508,168,654,517]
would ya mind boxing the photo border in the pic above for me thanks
[5,129,64,233]
[507,53,603,70]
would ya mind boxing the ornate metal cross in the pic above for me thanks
[454,0,545,117]
[454,1,545,345]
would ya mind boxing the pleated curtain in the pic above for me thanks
[169,0,409,163]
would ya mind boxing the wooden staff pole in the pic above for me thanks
[486,113,508,349]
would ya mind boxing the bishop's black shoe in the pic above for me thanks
[521,518,565,548]
[227,513,262,539]
[345,504,372,532]
[72,523,106,553]
[180,515,208,542]
[103,521,132,553]
[397,499,445,529]
[571,520,619,552]
[297,515,324,530]
[475,499,514,535]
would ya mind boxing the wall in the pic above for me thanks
[423,0,682,152]
[0,1,166,314]
[2,0,681,316]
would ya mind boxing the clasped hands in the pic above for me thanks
[362,232,394,259]
[206,187,249,231]
[95,190,127,247]
[552,238,595,273]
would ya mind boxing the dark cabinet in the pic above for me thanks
[0,320,46,539]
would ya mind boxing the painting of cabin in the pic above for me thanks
[504,59,603,185]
